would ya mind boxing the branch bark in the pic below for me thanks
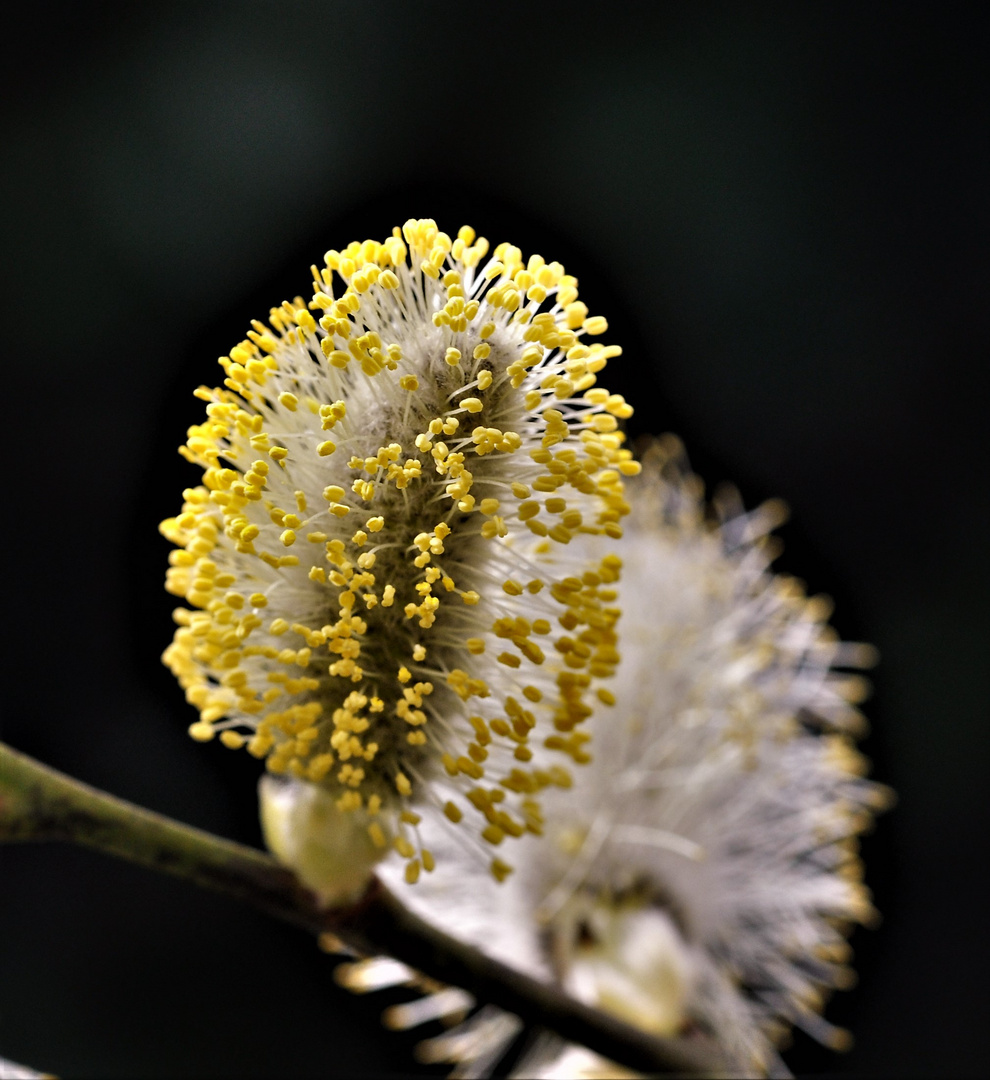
[0,741,723,1076]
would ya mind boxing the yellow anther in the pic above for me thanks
[460,397,483,413]
[456,756,484,780]
[317,440,336,456]
[482,824,504,845]
[490,858,513,882]
[366,516,385,532]
[444,347,461,366]
[564,301,588,329]
[278,392,299,411]
[400,374,419,391]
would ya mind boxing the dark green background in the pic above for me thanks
[1,2,986,1076]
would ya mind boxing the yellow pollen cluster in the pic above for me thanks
[161,219,639,882]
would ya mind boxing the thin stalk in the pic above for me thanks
[0,741,723,1076]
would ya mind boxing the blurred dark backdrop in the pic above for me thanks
[1,2,986,1076]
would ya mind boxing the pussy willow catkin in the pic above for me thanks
[162,219,639,887]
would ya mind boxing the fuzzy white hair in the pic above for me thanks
[363,437,890,1078]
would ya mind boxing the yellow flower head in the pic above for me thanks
[161,219,639,888]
